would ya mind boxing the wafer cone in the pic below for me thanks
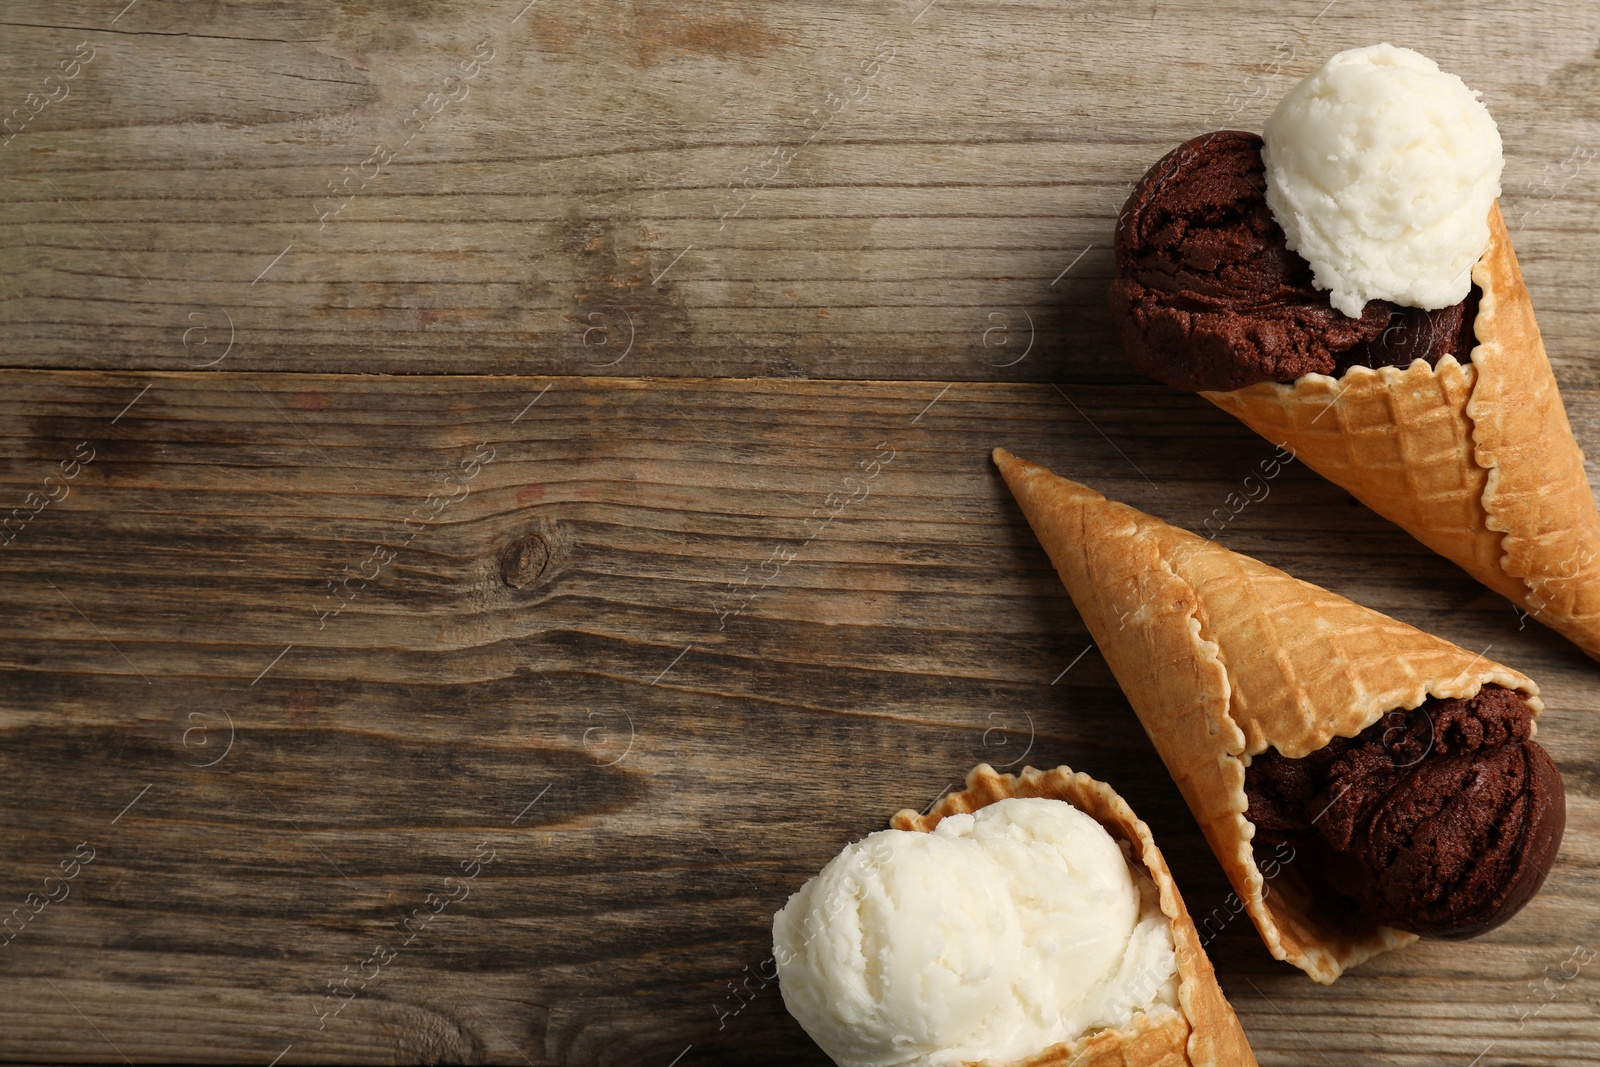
[992,450,1543,983]
[893,763,1257,1067]
[1202,204,1600,661]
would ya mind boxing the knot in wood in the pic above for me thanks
[500,533,550,588]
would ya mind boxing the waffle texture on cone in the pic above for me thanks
[1203,204,1600,660]
[990,451,1541,982]
[892,764,1257,1067]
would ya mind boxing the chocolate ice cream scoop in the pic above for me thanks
[1245,685,1565,939]
[1109,131,1479,392]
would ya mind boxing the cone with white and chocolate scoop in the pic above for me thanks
[1202,204,1600,661]
[893,764,1258,1067]
[992,449,1543,983]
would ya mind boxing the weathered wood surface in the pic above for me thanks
[3,0,1600,382]
[0,371,1596,1065]
[6,0,1600,1064]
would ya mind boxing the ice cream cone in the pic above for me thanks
[893,763,1257,1067]
[991,449,1543,982]
[1202,204,1600,661]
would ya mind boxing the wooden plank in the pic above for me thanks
[1,0,1599,380]
[0,370,1595,1064]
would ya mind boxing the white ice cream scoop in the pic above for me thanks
[772,798,1176,1067]
[1262,43,1503,317]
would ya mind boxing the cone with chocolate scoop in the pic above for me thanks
[1202,204,1600,661]
[893,763,1258,1067]
[992,449,1547,982]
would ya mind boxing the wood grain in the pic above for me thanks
[5,0,1600,1063]
[0,371,1596,1065]
[2,0,1600,382]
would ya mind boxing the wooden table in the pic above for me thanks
[2,1,1597,1063]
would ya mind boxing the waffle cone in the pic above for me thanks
[892,764,1257,1067]
[992,450,1542,982]
[1202,204,1600,660]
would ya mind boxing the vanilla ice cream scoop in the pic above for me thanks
[773,798,1178,1067]
[1262,43,1503,317]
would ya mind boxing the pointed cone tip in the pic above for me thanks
[992,448,1095,504]
[992,446,1044,485]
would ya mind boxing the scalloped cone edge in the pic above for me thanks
[991,450,1542,982]
[893,763,1258,1067]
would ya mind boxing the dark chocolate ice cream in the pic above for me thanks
[1110,131,1480,392]
[1245,685,1565,939]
